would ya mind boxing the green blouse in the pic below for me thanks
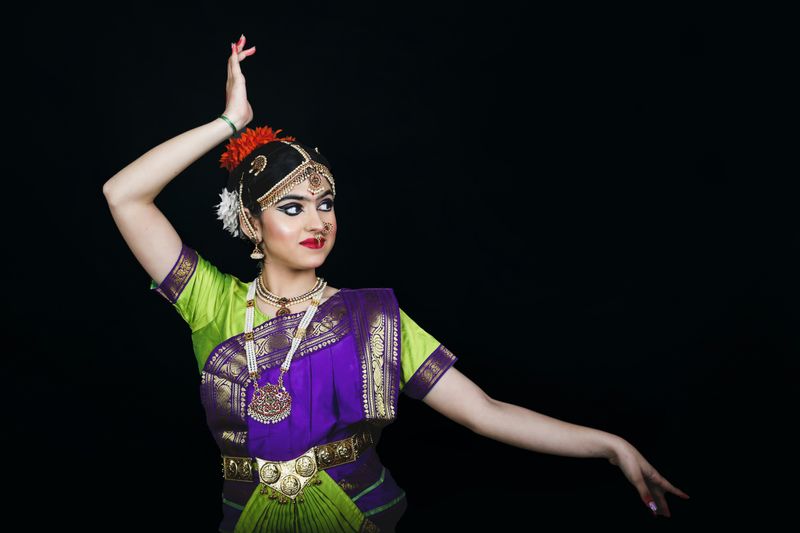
[149,248,449,396]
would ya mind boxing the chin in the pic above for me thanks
[296,253,329,269]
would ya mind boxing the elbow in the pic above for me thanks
[103,181,134,207]
[103,181,154,206]
[102,181,119,204]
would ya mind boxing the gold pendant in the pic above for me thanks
[248,378,292,424]
[276,297,290,316]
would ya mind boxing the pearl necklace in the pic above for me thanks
[256,275,325,316]
[245,277,328,424]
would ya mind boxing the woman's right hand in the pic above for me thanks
[223,34,255,132]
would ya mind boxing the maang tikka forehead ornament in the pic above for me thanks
[213,124,337,240]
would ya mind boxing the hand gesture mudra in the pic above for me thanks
[609,439,691,517]
[223,34,255,133]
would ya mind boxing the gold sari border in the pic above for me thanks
[403,344,458,400]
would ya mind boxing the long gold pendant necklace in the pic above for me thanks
[244,277,327,424]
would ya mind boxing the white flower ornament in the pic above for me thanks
[214,186,242,238]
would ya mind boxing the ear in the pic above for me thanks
[239,207,261,240]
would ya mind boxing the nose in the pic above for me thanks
[307,204,326,231]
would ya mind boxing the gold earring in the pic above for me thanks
[250,239,265,260]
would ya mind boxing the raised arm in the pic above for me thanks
[102,35,255,285]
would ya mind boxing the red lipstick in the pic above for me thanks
[300,238,325,249]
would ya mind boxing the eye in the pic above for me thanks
[277,199,333,216]
[278,203,302,216]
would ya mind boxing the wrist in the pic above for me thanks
[605,434,632,462]
[222,111,251,131]
[219,113,241,134]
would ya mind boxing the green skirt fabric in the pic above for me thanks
[233,470,373,532]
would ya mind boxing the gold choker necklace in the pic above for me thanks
[256,275,325,316]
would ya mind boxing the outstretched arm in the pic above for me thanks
[422,367,620,458]
[422,367,690,517]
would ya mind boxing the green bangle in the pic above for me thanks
[219,114,237,135]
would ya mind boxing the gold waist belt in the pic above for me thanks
[221,429,375,504]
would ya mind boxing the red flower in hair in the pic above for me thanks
[219,125,297,172]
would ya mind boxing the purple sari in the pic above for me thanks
[151,244,459,532]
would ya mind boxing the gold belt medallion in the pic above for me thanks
[221,430,375,504]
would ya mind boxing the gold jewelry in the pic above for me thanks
[256,142,336,210]
[250,240,265,260]
[256,276,325,316]
[238,174,265,263]
[311,222,333,246]
[250,155,268,176]
[244,281,328,424]
[221,429,375,503]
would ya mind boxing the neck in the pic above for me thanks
[259,263,320,297]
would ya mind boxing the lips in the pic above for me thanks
[300,238,325,248]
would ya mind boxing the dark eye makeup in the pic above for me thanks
[278,198,334,216]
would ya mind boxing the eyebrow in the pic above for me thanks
[277,189,334,203]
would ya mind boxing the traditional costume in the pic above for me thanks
[148,124,458,532]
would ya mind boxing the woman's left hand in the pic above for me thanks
[608,439,691,517]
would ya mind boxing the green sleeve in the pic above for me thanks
[149,243,233,332]
[399,306,458,399]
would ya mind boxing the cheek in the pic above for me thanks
[263,215,300,244]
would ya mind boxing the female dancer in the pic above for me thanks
[103,35,689,532]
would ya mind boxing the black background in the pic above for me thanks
[8,2,795,531]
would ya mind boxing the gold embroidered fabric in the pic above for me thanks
[151,244,198,304]
[200,298,349,456]
[349,290,400,425]
[402,344,458,400]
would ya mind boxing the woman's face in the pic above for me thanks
[256,178,336,269]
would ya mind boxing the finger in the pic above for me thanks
[662,479,690,499]
[646,471,685,517]
[643,470,671,516]
[631,473,658,516]
[230,42,243,77]
[651,488,671,518]
[649,470,691,500]
[237,33,246,50]
[662,478,690,499]
[241,46,256,57]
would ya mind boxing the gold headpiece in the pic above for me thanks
[253,141,336,210]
